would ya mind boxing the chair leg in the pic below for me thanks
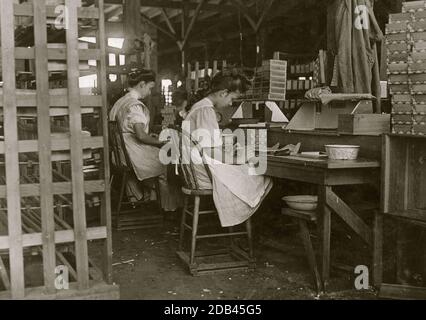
[190,196,201,266]
[229,226,235,250]
[179,195,189,251]
[116,172,128,229]
[298,219,323,294]
[246,218,254,260]
[155,178,162,213]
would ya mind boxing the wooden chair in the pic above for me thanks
[175,129,255,276]
[282,207,324,293]
[109,121,163,231]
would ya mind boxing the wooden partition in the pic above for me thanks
[0,0,118,299]
[186,60,227,93]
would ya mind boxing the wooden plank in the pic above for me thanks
[0,281,119,300]
[326,188,373,246]
[386,209,426,222]
[96,0,113,285]
[0,227,108,251]
[267,156,380,170]
[34,0,56,294]
[14,48,102,61]
[1,0,25,299]
[381,135,391,213]
[14,4,100,19]
[0,180,106,199]
[0,94,103,107]
[66,0,90,290]
[379,284,426,300]
[0,137,104,154]
[266,162,326,184]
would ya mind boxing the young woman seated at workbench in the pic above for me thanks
[110,68,182,212]
[181,72,273,227]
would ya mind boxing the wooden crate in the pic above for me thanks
[378,134,426,299]
[338,114,391,136]
[0,0,116,299]
[382,134,426,222]
[403,0,426,13]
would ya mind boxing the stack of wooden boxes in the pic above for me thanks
[387,1,426,136]
[161,105,177,127]
[245,60,287,101]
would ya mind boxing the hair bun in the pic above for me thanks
[127,68,156,87]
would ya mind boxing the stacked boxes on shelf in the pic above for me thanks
[286,79,314,91]
[245,60,287,101]
[161,105,177,127]
[286,57,315,99]
[289,62,315,75]
[387,1,426,136]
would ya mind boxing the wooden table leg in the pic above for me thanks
[318,185,331,290]
[373,210,383,288]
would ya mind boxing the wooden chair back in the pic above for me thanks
[109,120,133,172]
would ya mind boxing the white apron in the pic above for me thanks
[183,98,273,227]
[110,91,181,211]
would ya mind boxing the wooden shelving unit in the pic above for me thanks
[272,51,319,119]
[0,0,117,299]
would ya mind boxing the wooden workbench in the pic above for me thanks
[266,153,382,289]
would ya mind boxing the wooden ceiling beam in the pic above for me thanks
[141,12,178,41]
[102,0,234,13]
[180,0,206,48]
[161,9,177,35]
[105,5,123,21]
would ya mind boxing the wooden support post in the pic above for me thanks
[373,211,383,287]
[205,60,209,78]
[96,0,113,285]
[318,185,331,290]
[34,0,56,294]
[124,0,141,43]
[195,61,200,92]
[213,60,218,77]
[186,62,192,92]
[0,0,25,299]
[65,0,90,290]
[180,0,189,74]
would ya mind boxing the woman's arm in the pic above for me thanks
[134,123,166,147]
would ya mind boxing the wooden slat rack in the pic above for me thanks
[0,0,117,299]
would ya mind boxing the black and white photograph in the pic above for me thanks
[0,0,425,306]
